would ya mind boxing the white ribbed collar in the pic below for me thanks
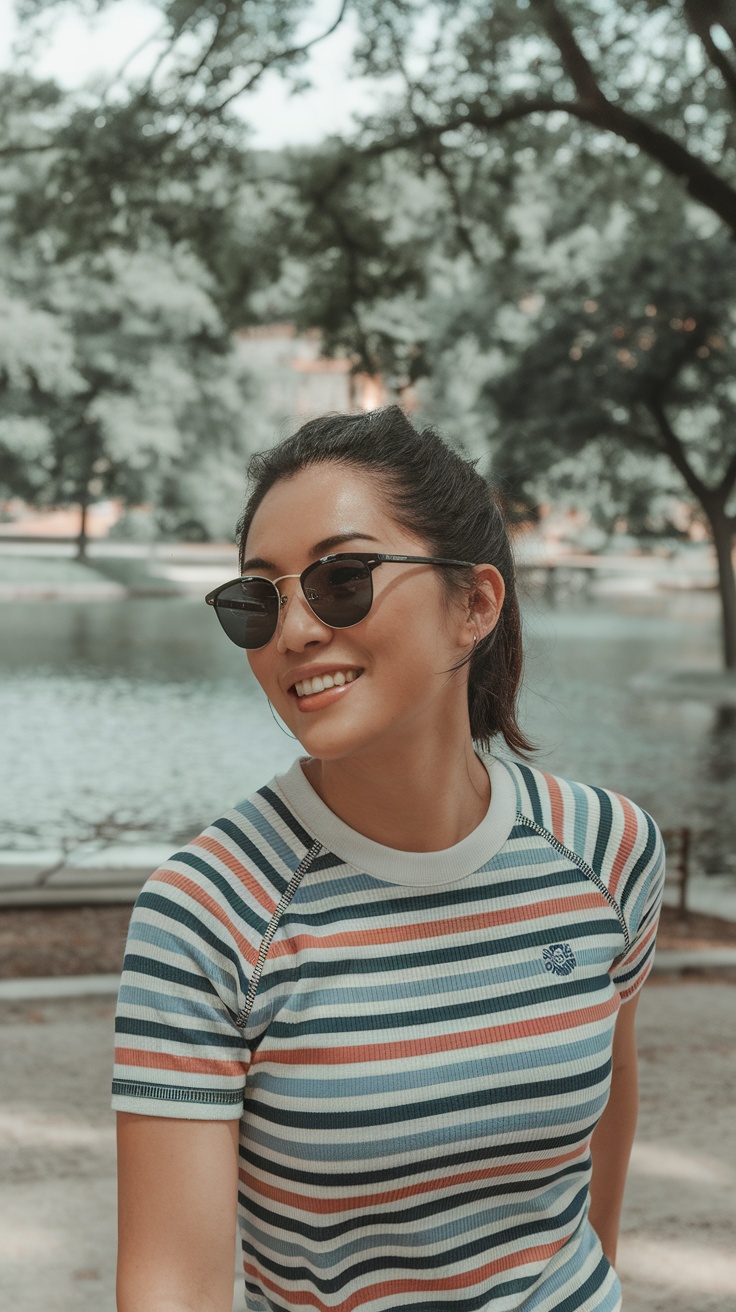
[273,754,518,886]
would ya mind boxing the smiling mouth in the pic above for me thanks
[291,670,364,699]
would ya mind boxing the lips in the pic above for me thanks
[289,671,363,712]
[293,669,362,698]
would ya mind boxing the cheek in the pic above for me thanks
[247,652,276,695]
[367,589,457,676]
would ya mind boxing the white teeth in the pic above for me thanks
[293,670,361,697]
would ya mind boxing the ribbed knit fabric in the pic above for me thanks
[112,754,665,1312]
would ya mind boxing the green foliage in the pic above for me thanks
[0,76,269,539]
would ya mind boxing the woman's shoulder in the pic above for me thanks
[132,773,313,941]
[497,755,664,894]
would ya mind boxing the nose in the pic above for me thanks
[275,580,332,653]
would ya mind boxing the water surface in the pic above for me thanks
[1,590,733,874]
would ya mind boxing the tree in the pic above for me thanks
[489,212,736,663]
[8,2,736,651]
[0,233,267,555]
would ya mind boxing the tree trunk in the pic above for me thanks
[76,500,89,562]
[705,503,736,669]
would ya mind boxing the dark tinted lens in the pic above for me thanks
[213,578,279,649]
[304,559,372,627]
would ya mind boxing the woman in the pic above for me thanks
[113,406,664,1312]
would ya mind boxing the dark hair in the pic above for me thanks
[237,406,534,757]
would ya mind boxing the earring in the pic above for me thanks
[267,698,299,740]
[472,634,478,646]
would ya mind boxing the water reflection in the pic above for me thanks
[1,590,735,877]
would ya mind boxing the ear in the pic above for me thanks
[466,564,505,643]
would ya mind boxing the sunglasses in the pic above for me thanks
[205,552,475,649]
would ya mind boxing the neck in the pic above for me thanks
[301,731,491,853]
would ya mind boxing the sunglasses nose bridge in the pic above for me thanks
[272,571,331,646]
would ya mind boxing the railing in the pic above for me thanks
[661,827,692,916]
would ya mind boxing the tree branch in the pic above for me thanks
[426,144,483,265]
[360,96,574,159]
[386,93,736,235]
[102,20,171,100]
[718,447,736,501]
[0,141,57,157]
[682,0,736,106]
[685,0,736,107]
[384,19,483,268]
[527,0,736,231]
[206,0,350,116]
[529,0,607,108]
[645,393,711,504]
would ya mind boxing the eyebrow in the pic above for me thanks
[240,531,381,574]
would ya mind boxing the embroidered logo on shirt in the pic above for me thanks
[543,943,577,976]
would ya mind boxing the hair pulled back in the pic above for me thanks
[237,405,533,758]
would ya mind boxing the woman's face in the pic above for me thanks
[243,462,502,764]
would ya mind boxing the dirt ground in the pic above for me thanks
[1,900,736,978]
[0,979,734,1312]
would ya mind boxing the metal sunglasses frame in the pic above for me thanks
[205,551,476,646]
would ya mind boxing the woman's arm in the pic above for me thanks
[116,1112,240,1312]
[588,991,641,1267]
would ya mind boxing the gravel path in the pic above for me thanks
[0,980,734,1311]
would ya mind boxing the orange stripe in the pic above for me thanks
[242,1144,587,1213]
[151,868,259,968]
[252,993,618,1066]
[612,911,660,999]
[244,1237,567,1311]
[269,892,608,958]
[190,834,278,913]
[115,1046,247,1077]
[608,794,640,898]
[542,771,566,844]
[618,955,654,1001]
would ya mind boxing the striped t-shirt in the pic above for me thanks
[112,753,665,1312]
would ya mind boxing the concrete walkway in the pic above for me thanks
[0,981,734,1312]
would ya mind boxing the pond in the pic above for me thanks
[1,588,734,877]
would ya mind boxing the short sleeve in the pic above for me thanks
[111,844,265,1120]
[610,809,666,1002]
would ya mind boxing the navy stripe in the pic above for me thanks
[619,810,659,913]
[254,786,315,849]
[280,865,595,927]
[242,1188,587,1294]
[115,1015,244,1049]
[133,891,252,997]
[515,763,545,825]
[555,1250,611,1311]
[260,917,622,990]
[591,788,613,877]
[171,847,272,931]
[210,815,291,895]
[241,1132,595,1187]
[241,1163,589,1236]
[248,1060,611,1130]
[264,973,607,1039]
[120,953,216,995]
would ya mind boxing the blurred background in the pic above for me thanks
[0,2,735,1310]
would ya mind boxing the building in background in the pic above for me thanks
[234,324,389,423]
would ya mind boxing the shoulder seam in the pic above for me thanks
[516,811,631,953]
[234,837,323,1030]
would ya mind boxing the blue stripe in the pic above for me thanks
[250,1030,612,1100]
[244,1096,610,1159]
